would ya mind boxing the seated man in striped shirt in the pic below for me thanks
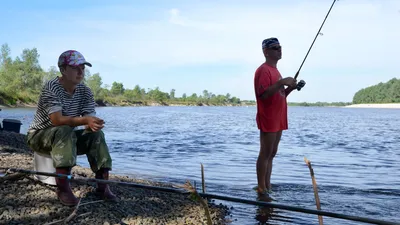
[27,50,117,206]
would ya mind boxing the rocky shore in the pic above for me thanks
[0,130,231,225]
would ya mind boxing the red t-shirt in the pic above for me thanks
[254,63,288,133]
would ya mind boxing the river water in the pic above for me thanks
[1,106,399,224]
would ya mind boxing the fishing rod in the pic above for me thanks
[294,0,338,80]
[1,167,399,225]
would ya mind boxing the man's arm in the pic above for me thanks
[285,86,296,97]
[256,69,284,100]
[49,112,89,127]
[285,80,306,97]
[41,86,90,127]
[81,87,99,130]
[258,80,285,99]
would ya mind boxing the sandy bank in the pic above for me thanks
[0,130,230,224]
[344,103,400,109]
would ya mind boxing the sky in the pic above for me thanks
[0,0,399,102]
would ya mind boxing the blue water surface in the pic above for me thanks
[1,106,399,225]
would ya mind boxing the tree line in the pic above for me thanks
[288,78,400,106]
[0,44,246,107]
[5,43,392,107]
[288,102,351,107]
[352,78,400,104]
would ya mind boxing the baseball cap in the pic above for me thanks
[57,50,92,67]
[262,37,280,49]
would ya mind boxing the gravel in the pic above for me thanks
[0,130,231,224]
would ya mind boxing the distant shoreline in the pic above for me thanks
[3,102,400,109]
[0,102,254,109]
[344,103,400,109]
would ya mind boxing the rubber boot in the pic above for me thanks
[95,168,118,201]
[55,167,79,206]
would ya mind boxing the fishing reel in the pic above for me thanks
[296,80,306,91]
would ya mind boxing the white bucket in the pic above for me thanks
[33,151,57,186]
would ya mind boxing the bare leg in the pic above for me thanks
[265,130,282,191]
[256,131,278,194]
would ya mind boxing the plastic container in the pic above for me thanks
[33,151,57,186]
[2,119,22,133]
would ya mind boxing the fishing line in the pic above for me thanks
[294,0,338,80]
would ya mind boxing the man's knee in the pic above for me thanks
[54,125,75,133]
[271,131,282,158]
[53,125,77,141]
[86,130,106,141]
[51,152,77,168]
[87,130,112,166]
[260,131,279,159]
[259,143,274,160]
[51,126,78,167]
[92,130,111,157]
[51,146,77,168]
[88,131,108,152]
[28,126,75,153]
[260,131,277,146]
[271,147,278,158]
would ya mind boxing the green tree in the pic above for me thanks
[230,97,240,104]
[82,68,92,85]
[148,87,168,102]
[225,93,231,101]
[130,85,142,100]
[123,89,135,101]
[20,48,43,91]
[170,89,176,99]
[86,73,103,98]
[352,78,400,104]
[111,82,124,96]
[43,66,60,84]
[202,90,209,99]
[0,43,244,106]
[0,43,12,67]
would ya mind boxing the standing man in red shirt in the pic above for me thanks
[254,37,306,197]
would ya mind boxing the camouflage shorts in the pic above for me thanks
[27,125,112,172]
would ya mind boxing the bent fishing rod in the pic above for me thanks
[1,167,399,225]
[294,0,338,80]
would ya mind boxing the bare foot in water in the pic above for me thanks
[257,190,274,202]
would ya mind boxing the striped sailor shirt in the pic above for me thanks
[29,77,96,131]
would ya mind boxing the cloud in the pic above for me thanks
[169,8,186,26]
